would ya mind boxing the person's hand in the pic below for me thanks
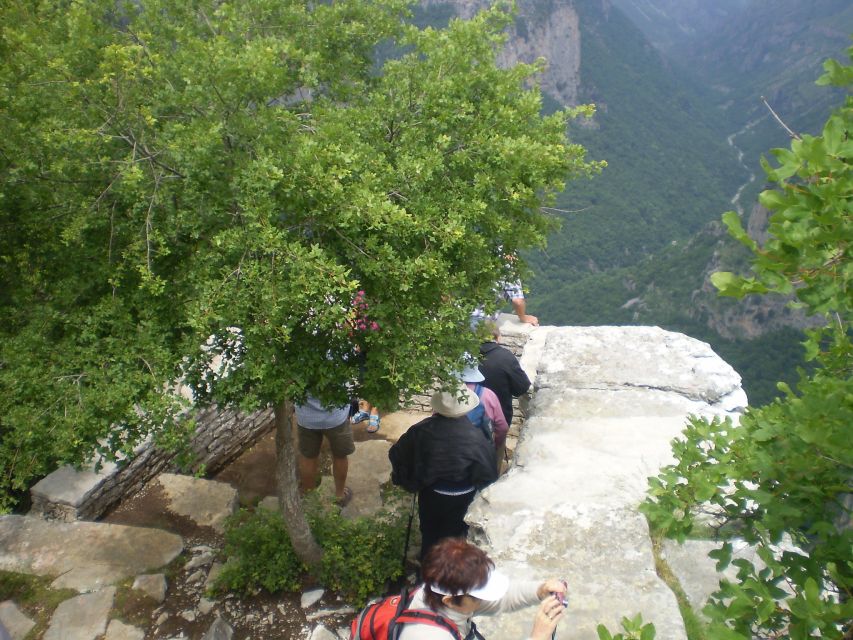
[536,579,568,601]
[530,595,565,640]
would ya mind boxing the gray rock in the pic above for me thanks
[191,545,214,554]
[204,562,224,592]
[662,537,797,618]
[0,601,35,640]
[202,616,233,640]
[308,625,338,640]
[155,612,169,626]
[185,551,214,570]
[301,588,324,609]
[0,516,183,592]
[187,569,206,584]
[43,587,116,640]
[305,606,356,622]
[181,610,197,622]
[30,465,109,515]
[258,496,279,512]
[132,573,167,603]
[156,473,238,533]
[467,324,747,640]
[198,597,216,615]
[341,440,391,519]
[104,619,145,640]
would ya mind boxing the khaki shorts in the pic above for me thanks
[297,420,355,459]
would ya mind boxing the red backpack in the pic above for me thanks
[350,586,462,640]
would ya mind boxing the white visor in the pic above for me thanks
[429,569,509,601]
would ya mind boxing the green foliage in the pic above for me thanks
[642,48,853,639]
[0,0,598,510]
[215,507,305,594]
[596,613,656,640]
[214,495,409,606]
[308,490,409,606]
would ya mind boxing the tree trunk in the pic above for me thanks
[274,399,323,568]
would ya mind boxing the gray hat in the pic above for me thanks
[459,363,485,383]
[431,383,480,418]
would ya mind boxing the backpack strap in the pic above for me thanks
[389,609,462,640]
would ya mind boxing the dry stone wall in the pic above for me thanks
[30,406,273,521]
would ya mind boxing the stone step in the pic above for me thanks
[0,515,183,592]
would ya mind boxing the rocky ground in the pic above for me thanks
[1,411,427,640]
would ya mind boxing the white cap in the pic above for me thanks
[429,569,509,601]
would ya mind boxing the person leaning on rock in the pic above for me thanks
[397,537,568,640]
[388,383,498,560]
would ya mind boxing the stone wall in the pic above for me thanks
[30,406,274,522]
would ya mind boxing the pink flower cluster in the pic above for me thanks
[351,290,380,332]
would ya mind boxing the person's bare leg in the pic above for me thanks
[332,455,349,499]
[299,455,319,493]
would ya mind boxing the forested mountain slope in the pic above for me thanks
[415,0,842,404]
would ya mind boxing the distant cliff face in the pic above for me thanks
[419,0,582,106]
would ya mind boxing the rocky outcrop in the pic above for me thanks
[419,0,581,106]
[467,320,746,640]
[29,406,273,522]
[0,516,183,592]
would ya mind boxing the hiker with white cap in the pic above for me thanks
[398,537,568,640]
[460,360,509,470]
[389,382,499,560]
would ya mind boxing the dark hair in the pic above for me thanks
[422,538,493,610]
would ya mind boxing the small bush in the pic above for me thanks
[215,490,411,605]
[214,507,304,594]
[308,491,409,606]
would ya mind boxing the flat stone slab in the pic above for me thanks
[104,619,145,640]
[467,326,747,640]
[0,515,183,592]
[156,473,238,533]
[44,587,116,640]
[341,440,392,519]
[536,326,747,408]
[0,601,35,640]
[30,465,109,510]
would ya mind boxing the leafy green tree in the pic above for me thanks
[0,0,600,566]
[642,49,852,638]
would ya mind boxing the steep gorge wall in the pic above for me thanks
[419,0,582,106]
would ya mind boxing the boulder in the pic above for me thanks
[0,516,183,592]
[156,473,238,533]
[43,588,116,640]
[0,601,35,640]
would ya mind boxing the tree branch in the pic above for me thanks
[761,96,801,141]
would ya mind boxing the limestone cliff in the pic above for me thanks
[468,317,747,640]
[419,0,582,106]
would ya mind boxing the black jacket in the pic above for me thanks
[478,341,531,424]
[389,414,498,493]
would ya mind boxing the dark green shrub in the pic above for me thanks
[308,491,409,606]
[214,507,304,594]
[215,489,411,605]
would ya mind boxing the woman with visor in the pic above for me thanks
[397,538,568,640]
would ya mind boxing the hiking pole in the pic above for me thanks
[402,493,417,573]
